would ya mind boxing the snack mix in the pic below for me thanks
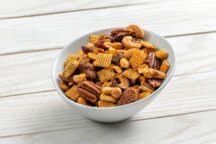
[59,24,170,107]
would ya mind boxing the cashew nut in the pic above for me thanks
[127,24,145,38]
[102,87,122,99]
[122,36,142,49]
[120,58,130,68]
[118,76,130,89]
[73,74,86,83]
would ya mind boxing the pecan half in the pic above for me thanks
[117,87,138,106]
[111,28,134,36]
[147,52,160,69]
[147,79,162,88]
[77,81,101,103]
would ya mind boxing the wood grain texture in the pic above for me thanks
[0,110,215,144]
[1,32,216,97]
[0,0,216,55]
[0,0,152,19]
[0,71,216,137]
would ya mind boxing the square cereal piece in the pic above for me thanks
[65,85,79,101]
[97,100,116,107]
[93,53,113,68]
[63,59,79,78]
[97,68,115,82]
[122,68,140,80]
[89,35,100,44]
[129,49,147,68]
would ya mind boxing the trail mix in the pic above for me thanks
[59,24,170,107]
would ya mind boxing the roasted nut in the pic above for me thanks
[87,52,97,60]
[73,74,86,83]
[148,79,162,88]
[111,42,123,49]
[102,87,122,99]
[59,73,74,82]
[77,97,89,105]
[141,41,156,49]
[77,81,101,103]
[147,52,160,69]
[138,64,148,74]
[108,47,117,54]
[155,50,168,59]
[117,87,138,105]
[138,92,151,99]
[139,82,155,93]
[112,53,124,64]
[111,28,134,36]
[138,76,146,84]
[122,36,142,49]
[118,76,130,89]
[100,94,117,103]
[81,46,94,54]
[112,65,123,74]
[127,24,144,38]
[102,82,112,88]
[111,78,118,87]
[143,68,166,79]
[120,58,130,68]
[59,80,69,91]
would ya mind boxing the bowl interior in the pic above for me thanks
[52,28,176,109]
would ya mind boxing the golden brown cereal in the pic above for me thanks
[89,35,100,44]
[64,55,77,67]
[88,52,97,60]
[160,59,170,73]
[124,48,138,59]
[65,85,79,101]
[138,92,151,99]
[77,97,89,105]
[93,53,113,68]
[129,49,147,69]
[97,101,117,107]
[100,94,117,103]
[97,68,116,82]
[86,42,94,48]
[141,41,156,49]
[63,59,79,78]
[122,68,140,80]
[155,50,168,59]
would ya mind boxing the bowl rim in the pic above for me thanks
[52,27,176,110]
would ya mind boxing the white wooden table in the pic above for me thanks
[0,0,216,143]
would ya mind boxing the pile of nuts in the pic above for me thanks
[59,24,170,107]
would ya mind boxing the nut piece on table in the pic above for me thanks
[100,94,117,103]
[102,87,122,99]
[127,24,144,38]
[97,100,117,107]
[118,76,130,89]
[117,87,139,106]
[155,50,168,59]
[72,74,86,83]
[120,58,130,68]
[77,81,101,104]
[122,36,142,49]
[143,68,166,79]
[77,97,89,106]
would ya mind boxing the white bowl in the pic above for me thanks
[52,28,176,123]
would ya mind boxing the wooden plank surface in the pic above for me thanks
[0,0,152,19]
[0,109,215,144]
[1,32,216,97]
[0,71,216,137]
[0,0,216,55]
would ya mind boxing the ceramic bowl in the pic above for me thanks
[52,28,176,123]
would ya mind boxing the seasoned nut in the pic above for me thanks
[112,53,124,64]
[155,50,168,59]
[138,92,151,99]
[59,80,69,91]
[143,68,166,79]
[111,78,118,87]
[77,97,89,105]
[102,87,122,99]
[111,28,134,36]
[138,76,146,84]
[73,74,86,83]
[147,52,160,69]
[138,64,148,74]
[141,41,156,49]
[122,36,142,49]
[108,47,117,54]
[111,42,123,49]
[100,94,117,103]
[87,52,97,60]
[120,58,130,68]
[148,79,162,88]
[81,46,94,54]
[112,65,123,74]
[118,76,130,89]
[127,24,144,38]
[139,82,155,93]
[102,82,112,88]
[117,87,138,105]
